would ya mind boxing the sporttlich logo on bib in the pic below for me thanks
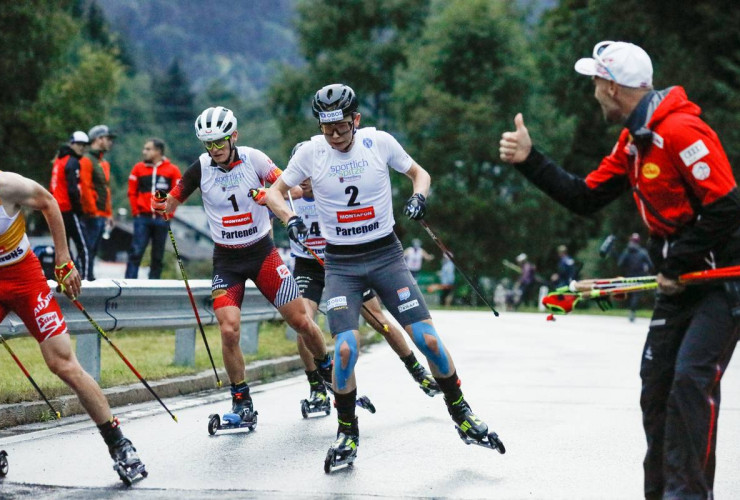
[222,213,253,227]
[336,206,375,223]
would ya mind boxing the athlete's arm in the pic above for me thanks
[403,163,430,197]
[0,172,81,296]
[265,177,297,225]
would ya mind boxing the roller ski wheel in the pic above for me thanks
[0,450,8,477]
[408,363,442,397]
[356,395,376,414]
[207,410,258,434]
[110,438,147,486]
[300,390,331,419]
[324,419,359,474]
[456,427,506,454]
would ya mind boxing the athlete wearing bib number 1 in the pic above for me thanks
[266,84,504,472]
[156,106,333,429]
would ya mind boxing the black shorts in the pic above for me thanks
[324,233,430,334]
[293,256,375,305]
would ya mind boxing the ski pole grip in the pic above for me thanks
[154,189,167,201]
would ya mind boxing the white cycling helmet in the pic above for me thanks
[194,106,237,141]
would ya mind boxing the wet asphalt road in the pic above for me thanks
[2,310,740,499]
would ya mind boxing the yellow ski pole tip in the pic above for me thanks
[173,415,179,423]
[217,380,223,388]
[55,412,61,419]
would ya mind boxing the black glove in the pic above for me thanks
[404,193,426,220]
[286,215,308,244]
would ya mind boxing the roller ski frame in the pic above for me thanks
[208,410,258,435]
[324,422,359,473]
[455,427,506,454]
[301,391,331,418]
[0,450,7,477]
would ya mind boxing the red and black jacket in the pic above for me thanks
[49,145,83,214]
[515,86,740,278]
[127,158,182,217]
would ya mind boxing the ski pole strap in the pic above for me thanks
[54,260,75,286]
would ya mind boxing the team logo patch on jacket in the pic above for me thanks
[679,139,709,166]
[642,163,661,180]
[691,162,711,181]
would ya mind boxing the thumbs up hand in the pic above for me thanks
[499,113,532,164]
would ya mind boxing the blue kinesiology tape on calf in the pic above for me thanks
[411,322,450,375]
[334,330,359,391]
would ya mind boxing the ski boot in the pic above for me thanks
[301,383,332,418]
[208,391,258,435]
[324,418,359,473]
[0,450,7,477]
[110,438,147,486]
[356,395,376,414]
[448,396,505,454]
[316,355,334,393]
[407,362,442,397]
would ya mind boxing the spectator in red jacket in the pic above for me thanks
[49,131,91,279]
[125,138,181,279]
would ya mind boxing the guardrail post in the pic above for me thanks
[76,333,101,382]
[240,321,259,354]
[174,327,196,366]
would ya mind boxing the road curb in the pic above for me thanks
[0,354,305,429]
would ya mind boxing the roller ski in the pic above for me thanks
[0,450,7,477]
[208,390,258,435]
[110,438,147,486]
[356,395,376,414]
[301,384,331,418]
[324,417,359,473]
[407,362,442,397]
[448,396,505,454]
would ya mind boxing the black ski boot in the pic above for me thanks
[301,382,331,418]
[208,390,259,434]
[316,355,334,393]
[0,450,8,477]
[110,438,147,486]
[324,417,359,473]
[448,396,505,454]
[407,362,442,397]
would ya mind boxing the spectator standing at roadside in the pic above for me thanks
[125,138,181,279]
[50,131,91,279]
[403,238,434,279]
[618,233,654,321]
[80,124,116,280]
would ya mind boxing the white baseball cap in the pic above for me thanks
[575,41,653,89]
[69,131,90,144]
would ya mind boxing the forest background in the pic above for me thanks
[2,0,738,282]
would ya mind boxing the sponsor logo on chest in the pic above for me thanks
[222,213,253,227]
[214,170,248,191]
[337,207,375,223]
[329,159,368,180]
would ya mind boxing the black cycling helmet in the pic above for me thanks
[311,84,358,122]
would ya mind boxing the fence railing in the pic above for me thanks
[0,279,280,381]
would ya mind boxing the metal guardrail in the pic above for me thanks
[0,279,281,381]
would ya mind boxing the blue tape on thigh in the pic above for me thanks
[334,330,358,391]
[411,322,450,375]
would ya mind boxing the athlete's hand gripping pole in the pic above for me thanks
[418,220,499,317]
[0,334,61,419]
[69,298,178,422]
[284,190,390,333]
[154,190,222,388]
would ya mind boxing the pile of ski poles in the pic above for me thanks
[542,264,740,315]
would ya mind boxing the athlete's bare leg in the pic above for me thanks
[297,298,320,371]
[216,305,246,383]
[40,334,112,424]
[360,297,412,357]
[278,297,327,359]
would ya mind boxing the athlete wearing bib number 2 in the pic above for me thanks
[267,85,504,471]
[158,107,333,426]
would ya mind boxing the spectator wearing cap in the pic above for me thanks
[553,244,577,288]
[501,41,740,499]
[125,138,181,279]
[80,124,117,280]
[618,233,653,322]
[49,131,91,279]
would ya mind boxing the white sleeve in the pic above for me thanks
[280,143,313,188]
[377,131,414,173]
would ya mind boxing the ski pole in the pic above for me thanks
[155,190,221,388]
[418,220,499,317]
[70,298,178,423]
[0,334,61,419]
[281,189,390,333]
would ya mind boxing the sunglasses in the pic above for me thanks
[203,136,231,150]
[319,121,353,136]
[592,42,618,82]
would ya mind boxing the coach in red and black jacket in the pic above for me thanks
[49,130,92,279]
[124,138,181,279]
[500,41,740,499]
